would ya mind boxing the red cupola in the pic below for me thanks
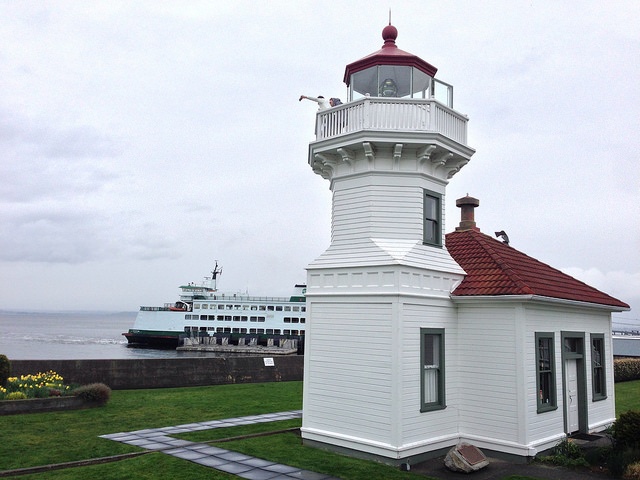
[343,24,451,104]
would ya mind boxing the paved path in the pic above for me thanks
[100,410,339,479]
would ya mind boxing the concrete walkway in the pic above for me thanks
[100,410,339,479]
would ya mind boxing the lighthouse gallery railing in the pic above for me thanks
[315,97,468,145]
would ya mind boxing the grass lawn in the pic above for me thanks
[1,379,638,479]
[615,379,640,415]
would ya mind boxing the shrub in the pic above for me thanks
[615,359,640,383]
[539,437,589,469]
[73,383,111,404]
[609,448,640,478]
[0,354,10,387]
[6,391,27,400]
[624,461,640,480]
[612,411,640,451]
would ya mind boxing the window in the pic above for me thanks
[536,332,557,412]
[424,190,442,246]
[420,328,445,411]
[591,334,607,401]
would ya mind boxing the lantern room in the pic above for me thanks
[344,24,454,107]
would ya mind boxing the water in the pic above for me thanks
[0,310,202,360]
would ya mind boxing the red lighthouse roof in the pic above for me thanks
[343,24,438,86]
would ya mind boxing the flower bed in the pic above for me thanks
[0,396,95,415]
[1,369,111,415]
[1,370,70,399]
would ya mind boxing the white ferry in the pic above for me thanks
[123,263,307,352]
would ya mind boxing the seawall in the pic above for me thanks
[10,356,304,390]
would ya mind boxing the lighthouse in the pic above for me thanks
[301,23,475,464]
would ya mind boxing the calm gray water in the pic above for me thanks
[0,310,206,360]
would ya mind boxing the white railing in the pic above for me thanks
[315,97,468,145]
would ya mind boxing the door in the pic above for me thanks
[565,358,579,434]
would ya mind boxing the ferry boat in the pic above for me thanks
[123,263,307,352]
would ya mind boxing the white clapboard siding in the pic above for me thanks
[400,302,460,444]
[303,300,395,443]
[332,184,425,242]
[456,305,520,442]
[523,304,616,445]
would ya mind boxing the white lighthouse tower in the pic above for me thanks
[301,23,475,464]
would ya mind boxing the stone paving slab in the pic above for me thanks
[99,410,341,479]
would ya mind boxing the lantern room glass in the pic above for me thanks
[349,66,453,107]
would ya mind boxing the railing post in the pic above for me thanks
[363,98,371,130]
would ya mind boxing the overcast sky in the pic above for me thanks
[1,1,638,328]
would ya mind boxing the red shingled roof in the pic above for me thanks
[445,229,629,309]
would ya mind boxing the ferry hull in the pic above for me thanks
[123,331,181,348]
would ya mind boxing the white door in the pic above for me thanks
[565,359,579,433]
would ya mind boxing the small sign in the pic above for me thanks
[263,358,275,367]
[457,444,487,466]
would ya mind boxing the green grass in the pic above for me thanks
[0,382,302,471]
[615,379,640,415]
[1,379,639,479]
[13,454,237,480]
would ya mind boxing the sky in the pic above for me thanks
[0,1,638,329]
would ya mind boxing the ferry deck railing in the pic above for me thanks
[314,97,468,145]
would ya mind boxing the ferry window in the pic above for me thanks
[258,317,265,322]
[226,305,233,310]
[250,316,257,322]
[225,316,231,321]
[250,328,257,334]
[267,329,274,334]
[292,318,299,323]
[241,328,247,333]
[251,305,258,311]
[217,327,224,332]
[274,329,281,334]
[234,305,241,310]
[194,304,200,309]
[267,306,274,311]
[285,306,291,312]
[200,327,206,331]
[202,304,208,309]
[284,330,291,335]
[284,317,291,323]
[218,305,224,310]
[224,328,231,333]
[243,305,249,310]
[232,328,240,333]
[232,316,238,321]
[293,306,300,312]
[292,330,299,335]
[257,329,264,334]
[184,327,190,332]
[300,318,306,323]
[207,327,215,331]
[241,316,248,322]
[217,315,224,321]
[276,306,283,311]
[301,306,306,312]
[259,305,266,311]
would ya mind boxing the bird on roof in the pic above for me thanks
[495,230,510,245]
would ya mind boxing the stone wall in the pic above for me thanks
[10,356,303,390]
